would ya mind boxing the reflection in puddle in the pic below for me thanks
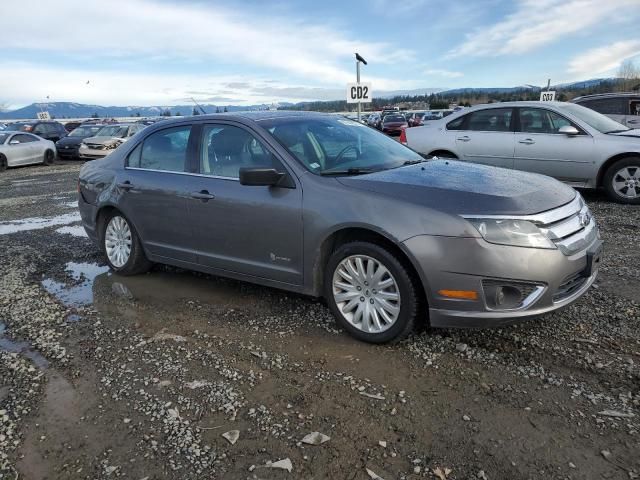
[0,323,49,369]
[55,225,87,238]
[94,270,256,309]
[0,212,81,235]
[42,262,110,307]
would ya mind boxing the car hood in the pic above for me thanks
[336,160,576,216]
[608,128,640,138]
[56,136,84,146]
[83,136,124,145]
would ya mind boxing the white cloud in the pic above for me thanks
[423,69,464,78]
[568,41,640,76]
[0,63,423,108]
[448,0,639,58]
[0,0,414,85]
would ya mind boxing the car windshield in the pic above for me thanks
[558,103,630,133]
[69,126,102,137]
[384,115,406,123]
[96,125,128,137]
[0,133,9,144]
[259,116,423,175]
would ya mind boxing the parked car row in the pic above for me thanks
[404,101,640,203]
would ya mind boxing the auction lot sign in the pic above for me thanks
[347,83,372,103]
[540,91,556,102]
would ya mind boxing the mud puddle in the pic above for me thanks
[42,262,109,307]
[0,322,49,369]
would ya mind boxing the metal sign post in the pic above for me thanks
[355,53,368,122]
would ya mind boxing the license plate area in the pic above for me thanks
[583,240,603,277]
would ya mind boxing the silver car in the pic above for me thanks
[405,101,640,203]
[572,93,640,129]
[78,112,602,343]
[0,131,56,171]
[79,123,144,160]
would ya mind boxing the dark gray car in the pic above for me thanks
[78,112,603,343]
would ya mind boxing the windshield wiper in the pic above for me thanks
[402,159,428,165]
[320,167,377,176]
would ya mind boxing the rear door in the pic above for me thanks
[116,124,199,262]
[514,107,595,183]
[186,121,303,285]
[452,107,515,168]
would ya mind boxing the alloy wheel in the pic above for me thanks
[612,166,640,199]
[105,216,132,268]
[332,255,401,333]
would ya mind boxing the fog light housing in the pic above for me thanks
[482,280,545,311]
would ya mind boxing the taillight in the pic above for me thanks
[399,127,407,146]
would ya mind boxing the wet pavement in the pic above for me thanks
[0,162,638,479]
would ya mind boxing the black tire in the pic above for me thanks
[101,211,152,275]
[603,157,640,205]
[43,149,55,166]
[324,241,420,344]
[0,154,7,172]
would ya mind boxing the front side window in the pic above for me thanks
[581,98,625,115]
[467,108,513,132]
[519,108,576,134]
[12,134,37,143]
[446,115,466,130]
[200,124,277,178]
[130,126,191,172]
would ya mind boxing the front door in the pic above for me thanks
[186,122,303,286]
[514,107,596,183]
[8,134,39,165]
[454,107,515,169]
[116,124,198,262]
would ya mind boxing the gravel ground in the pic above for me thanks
[0,162,638,480]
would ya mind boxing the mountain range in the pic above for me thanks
[0,78,616,120]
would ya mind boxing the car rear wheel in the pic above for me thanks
[43,149,55,166]
[102,212,152,275]
[0,154,7,172]
[324,242,419,344]
[603,157,640,204]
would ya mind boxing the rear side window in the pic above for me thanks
[580,98,625,115]
[467,108,513,132]
[12,134,38,143]
[446,115,466,130]
[130,126,191,172]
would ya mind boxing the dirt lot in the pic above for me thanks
[0,162,638,480]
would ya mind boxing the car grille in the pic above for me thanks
[86,143,104,150]
[537,195,598,256]
[553,272,587,302]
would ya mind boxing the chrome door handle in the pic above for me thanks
[519,139,535,145]
[191,190,215,201]
[456,136,470,142]
[117,181,135,190]
[628,119,639,124]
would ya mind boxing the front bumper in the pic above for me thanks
[57,145,80,158]
[403,233,602,328]
[79,146,110,159]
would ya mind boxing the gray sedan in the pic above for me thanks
[78,112,602,343]
[0,131,56,170]
[405,101,640,203]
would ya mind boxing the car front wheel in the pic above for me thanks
[604,157,640,204]
[102,212,152,275]
[43,149,55,165]
[324,242,419,343]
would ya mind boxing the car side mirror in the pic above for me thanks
[559,125,579,136]
[9,140,19,145]
[239,168,294,188]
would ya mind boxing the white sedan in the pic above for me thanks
[0,131,56,171]
[405,101,640,203]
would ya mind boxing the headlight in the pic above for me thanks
[80,142,87,148]
[105,142,119,150]
[466,218,556,249]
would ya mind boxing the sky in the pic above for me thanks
[1,0,639,109]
